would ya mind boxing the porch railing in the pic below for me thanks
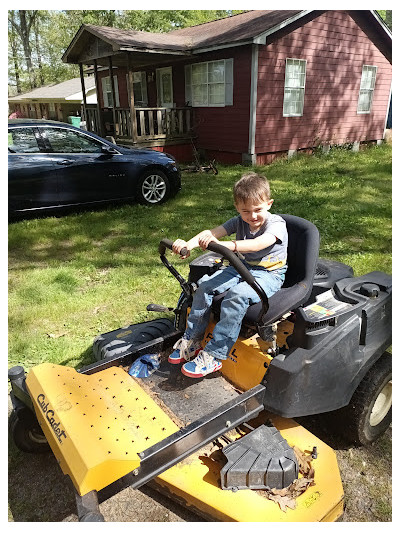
[84,105,193,143]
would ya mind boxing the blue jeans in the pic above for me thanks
[185,264,286,360]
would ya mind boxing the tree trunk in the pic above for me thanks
[18,10,37,89]
[34,16,44,86]
[9,11,22,94]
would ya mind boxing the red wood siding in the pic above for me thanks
[179,46,252,155]
[255,11,392,154]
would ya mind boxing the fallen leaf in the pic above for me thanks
[46,332,67,339]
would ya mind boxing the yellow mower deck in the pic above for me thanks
[26,361,344,521]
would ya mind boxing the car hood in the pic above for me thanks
[117,145,170,158]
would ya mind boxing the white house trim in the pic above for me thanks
[248,44,259,160]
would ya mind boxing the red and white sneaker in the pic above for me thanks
[181,350,222,378]
[168,337,202,364]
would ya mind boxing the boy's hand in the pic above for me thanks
[172,239,190,259]
[198,230,218,250]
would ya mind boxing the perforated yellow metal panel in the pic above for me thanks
[26,363,178,496]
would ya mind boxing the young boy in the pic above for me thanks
[170,172,288,378]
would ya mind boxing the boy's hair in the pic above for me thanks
[233,172,271,204]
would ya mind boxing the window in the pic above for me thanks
[283,59,307,117]
[8,128,41,153]
[357,65,377,114]
[185,59,233,107]
[132,71,148,107]
[101,76,120,108]
[42,128,104,153]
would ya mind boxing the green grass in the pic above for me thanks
[8,143,391,372]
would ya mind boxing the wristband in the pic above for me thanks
[233,240,237,252]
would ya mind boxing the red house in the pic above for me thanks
[63,10,392,165]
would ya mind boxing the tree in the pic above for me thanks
[8,11,22,95]
[376,10,392,31]
[8,10,245,92]
[9,10,38,89]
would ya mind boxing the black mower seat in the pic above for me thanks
[211,214,320,327]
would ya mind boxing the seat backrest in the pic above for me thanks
[280,214,320,295]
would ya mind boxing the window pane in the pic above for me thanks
[209,83,225,104]
[283,88,303,115]
[8,128,40,153]
[44,128,103,153]
[208,61,224,83]
[192,84,208,105]
[133,82,143,104]
[161,72,172,104]
[192,63,207,84]
[358,90,372,113]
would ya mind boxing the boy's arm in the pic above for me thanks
[222,233,277,253]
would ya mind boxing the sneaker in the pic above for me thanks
[181,350,222,378]
[168,337,202,364]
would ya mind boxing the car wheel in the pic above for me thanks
[334,352,392,446]
[138,170,170,205]
[9,409,50,453]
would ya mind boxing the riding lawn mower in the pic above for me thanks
[8,215,392,521]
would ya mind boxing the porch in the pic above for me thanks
[84,104,194,148]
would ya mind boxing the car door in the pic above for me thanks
[39,126,131,205]
[8,126,60,211]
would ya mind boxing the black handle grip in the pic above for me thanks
[159,238,188,257]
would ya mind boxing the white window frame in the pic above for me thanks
[283,58,307,117]
[101,75,120,108]
[185,59,233,108]
[357,65,377,114]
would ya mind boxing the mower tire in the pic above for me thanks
[9,409,50,454]
[336,351,392,446]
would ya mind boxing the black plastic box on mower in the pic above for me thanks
[9,215,392,522]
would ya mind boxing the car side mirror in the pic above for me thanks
[101,145,118,155]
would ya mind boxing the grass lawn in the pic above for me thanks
[8,143,391,373]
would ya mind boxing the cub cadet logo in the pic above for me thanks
[37,394,67,444]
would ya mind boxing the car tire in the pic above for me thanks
[137,169,170,205]
[334,352,392,446]
[9,409,50,453]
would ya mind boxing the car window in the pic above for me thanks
[42,127,104,154]
[8,128,41,153]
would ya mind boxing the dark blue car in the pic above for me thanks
[8,119,181,216]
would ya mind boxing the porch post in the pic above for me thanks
[108,56,118,136]
[79,62,88,129]
[127,53,138,143]
[93,59,105,137]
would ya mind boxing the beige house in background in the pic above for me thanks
[8,76,96,123]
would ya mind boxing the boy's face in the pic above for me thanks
[235,198,273,232]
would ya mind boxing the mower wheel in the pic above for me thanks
[338,352,392,446]
[9,409,50,453]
